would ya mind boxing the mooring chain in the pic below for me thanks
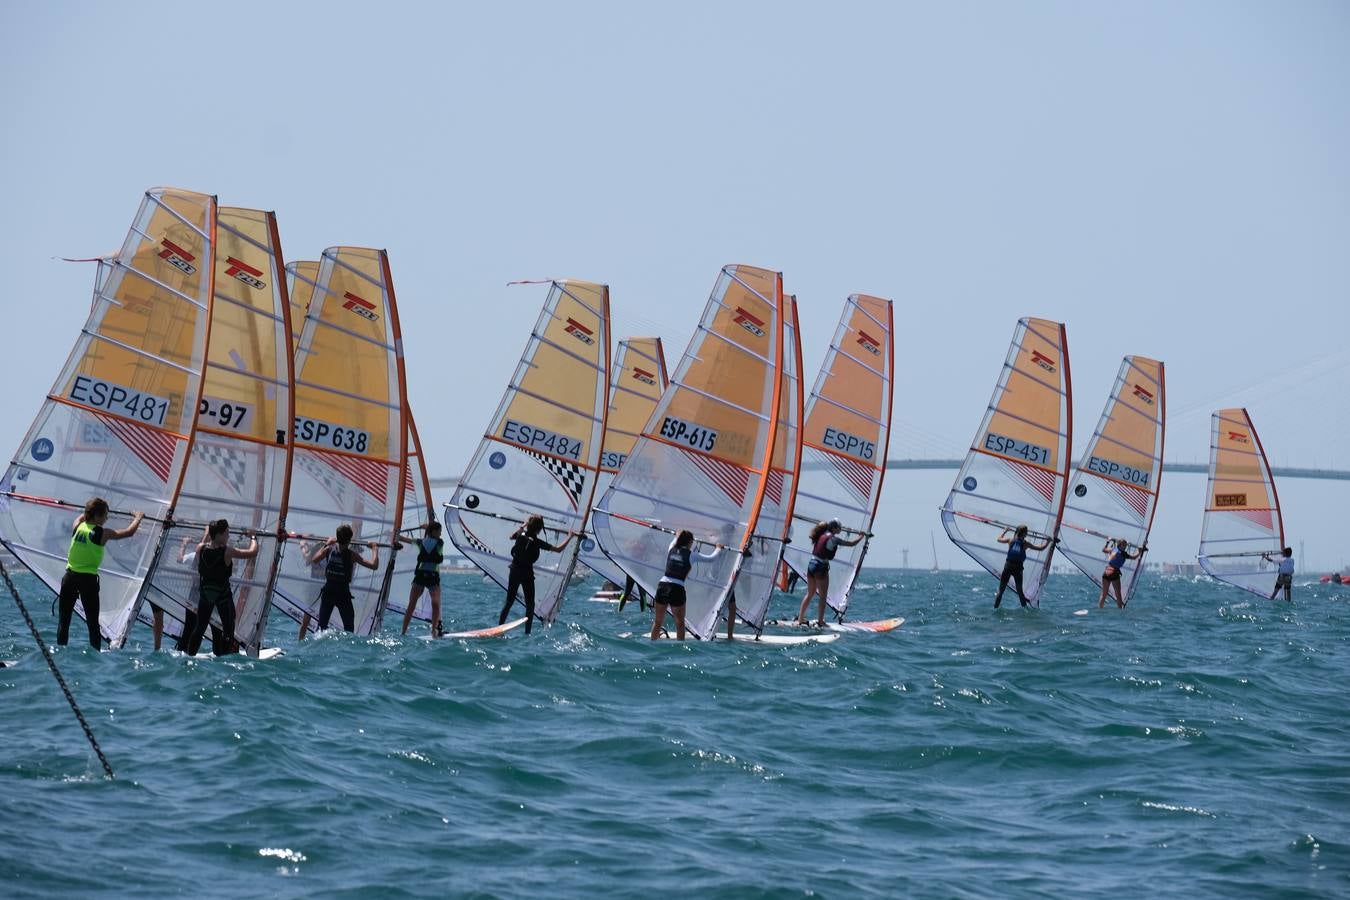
[0,557,114,779]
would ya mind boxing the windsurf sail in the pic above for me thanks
[940,317,1072,607]
[270,247,411,636]
[575,337,668,589]
[138,207,296,655]
[284,260,320,353]
[1058,356,1165,603]
[781,294,894,619]
[445,280,610,625]
[735,295,802,631]
[591,265,786,639]
[0,188,217,648]
[1198,408,1285,596]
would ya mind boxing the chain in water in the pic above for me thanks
[0,557,114,779]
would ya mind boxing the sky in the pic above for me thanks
[2,1,1347,570]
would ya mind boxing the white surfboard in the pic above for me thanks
[441,617,529,639]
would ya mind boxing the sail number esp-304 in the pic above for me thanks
[659,415,717,453]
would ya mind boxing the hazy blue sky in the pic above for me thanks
[2,2,1347,570]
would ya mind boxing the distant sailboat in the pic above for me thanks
[1197,408,1285,597]
[929,531,939,573]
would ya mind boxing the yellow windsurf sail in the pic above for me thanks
[139,207,296,655]
[1198,408,1285,597]
[1058,356,1165,603]
[0,188,217,648]
[592,265,787,639]
[446,280,611,625]
[271,248,411,636]
[941,317,1072,607]
[781,294,894,618]
[576,336,668,588]
[284,260,321,354]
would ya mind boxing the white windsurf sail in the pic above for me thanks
[0,188,217,648]
[138,207,296,655]
[446,280,611,625]
[385,413,438,623]
[941,317,1072,607]
[1198,408,1285,597]
[781,294,894,619]
[270,247,411,637]
[575,337,668,588]
[735,294,802,631]
[1058,356,1165,603]
[591,265,787,639]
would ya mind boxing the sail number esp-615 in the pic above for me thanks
[659,415,716,453]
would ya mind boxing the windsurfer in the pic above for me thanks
[994,525,1050,608]
[1262,547,1295,602]
[56,497,144,649]
[617,574,648,612]
[795,520,864,626]
[398,522,445,637]
[307,524,380,633]
[1098,538,1144,609]
[184,519,258,656]
[500,515,572,635]
[652,530,721,641]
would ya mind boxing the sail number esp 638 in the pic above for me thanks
[659,415,717,453]
[294,415,370,453]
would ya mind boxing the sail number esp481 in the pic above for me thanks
[659,415,717,453]
[69,375,170,427]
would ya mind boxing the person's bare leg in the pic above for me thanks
[401,585,421,635]
[299,613,311,641]
[1098,580,1110,609]
[1112,581,1125,609]
[727,601,736,640]
[430,585,443,636]
[815,574,831,625]
[674,605,686,640]
[650,603,667,640]
[796,576,818,624]
[152,606,163,651]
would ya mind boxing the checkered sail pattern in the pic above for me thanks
[526,449,585,510]
[1060,356,1165,604]
[191,438,250,497]
[941,318,1071,608]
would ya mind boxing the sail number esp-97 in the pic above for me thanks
[659,415,717,453]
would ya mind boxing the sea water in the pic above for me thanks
[1,569,1347,898]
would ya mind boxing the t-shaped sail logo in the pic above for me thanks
[224,256,266,290]
[342,291,379,322]
[1132,384,1155,405]
[856,330,882,357]
[632,367,657,386]
[158,238,197,275]
[733,306,765,337]
[564,317,596,345]
[1030,349,1057,373]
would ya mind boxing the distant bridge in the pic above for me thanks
[428,459,1350,489]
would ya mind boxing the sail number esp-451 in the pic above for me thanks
[502,420,582,460]
[984,431,1051,466]
[659,415,717,453]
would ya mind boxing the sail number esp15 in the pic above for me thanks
[659,415,717,453]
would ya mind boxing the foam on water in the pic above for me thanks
[2,570,1349,897]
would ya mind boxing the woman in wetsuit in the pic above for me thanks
[500,515,572,635]
[184,519,259,656]
[398,522,445,637]
[652,530,722,641]
[1098,537,1144,609]
[307,524,380,633]
[795,519,864,626]
[56,497,144,649]
[994,525,1051,608]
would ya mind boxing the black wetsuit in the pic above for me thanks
[501,533,548,634]
[187,545,236,656]
[618,574,647,612]
[57,524,105,649]
[995,537,1029,608]
[317,546,357,631]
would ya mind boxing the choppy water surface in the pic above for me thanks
[2,569,1348,898]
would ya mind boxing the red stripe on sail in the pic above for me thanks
[686,450,749,506]
[1007,458,1057,503]
[829,453,874,501]
[1226,507,1274,531]
[95,413,177,483]
[1103,477,1150,520]
[316,450,389,502]
[764,469,784,506]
